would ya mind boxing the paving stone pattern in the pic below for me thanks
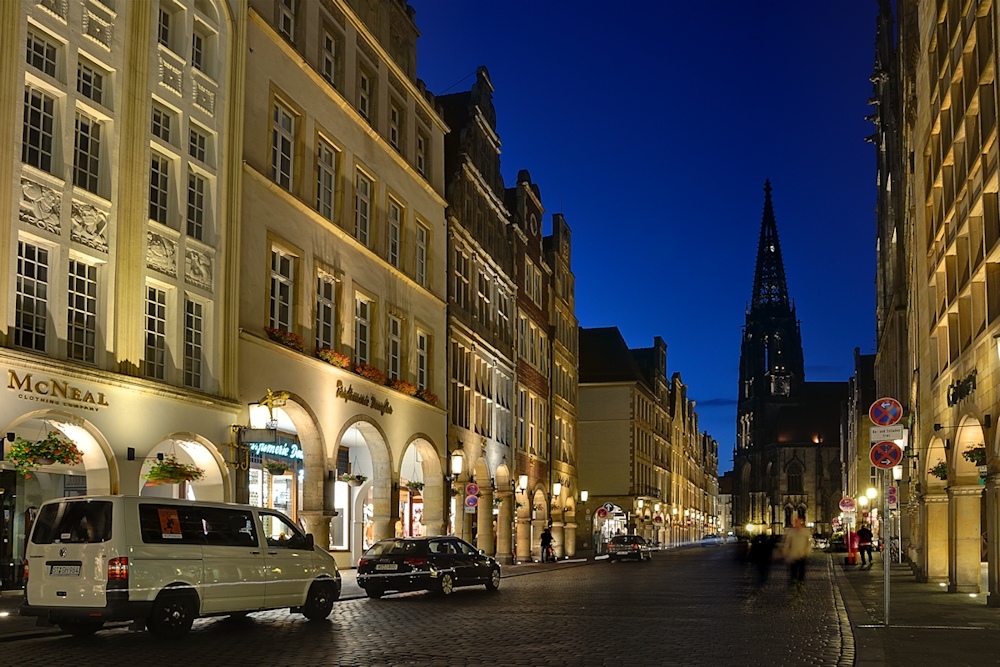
[0,547,849,667]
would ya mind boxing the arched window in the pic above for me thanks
[787,463,803,495]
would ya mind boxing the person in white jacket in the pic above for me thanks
[782,517,812,591]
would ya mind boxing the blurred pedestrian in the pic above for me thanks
[857,524,874,567]
[749,533,777,585]
[782,517,811,593]
[540,527,554,562]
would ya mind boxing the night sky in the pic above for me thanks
[413,1,879,472]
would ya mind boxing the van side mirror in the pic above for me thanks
[304,533,315,550]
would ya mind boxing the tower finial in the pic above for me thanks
[750,181,790,312]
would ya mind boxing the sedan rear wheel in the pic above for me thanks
[485,567,501,592]
[436,572,454,596]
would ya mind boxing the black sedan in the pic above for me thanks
[606,534,652,562]
[357,536,501,598]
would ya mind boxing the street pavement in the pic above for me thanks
[0,545,995,665]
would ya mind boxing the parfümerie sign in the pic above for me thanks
[8,370,110,411]
[335,380,393,416]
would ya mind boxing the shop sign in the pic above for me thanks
[335,380,393,416]
[7,369,110,412]
[248,441,303,461]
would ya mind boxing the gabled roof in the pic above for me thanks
[579,327,649,388]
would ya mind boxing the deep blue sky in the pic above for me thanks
[413,1,879,472]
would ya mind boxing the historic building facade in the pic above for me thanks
[876,0,1000,604]
[237,0,449,568]
[0,0,243,589]
[438,67,517,561]
[578,327,719,551]
[732,182,845,537]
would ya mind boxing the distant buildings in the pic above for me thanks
[578,328,719,551]
[732,183,846,537]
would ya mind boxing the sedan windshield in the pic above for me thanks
[363,539,422,557]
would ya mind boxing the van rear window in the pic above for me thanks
[32,501,113,544]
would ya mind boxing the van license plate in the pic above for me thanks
[375,563,397,571]
[49,565,80,576]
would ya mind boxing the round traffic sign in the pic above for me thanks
[465,494,478,508]
[596,507,608,519]
[870,441,903,469]
[869,397,903,426]
[839,497,856,512]
[465,483,479,496]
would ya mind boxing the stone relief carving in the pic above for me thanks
[415,105,431,129]
[147,231,177,277]
[388,70,407,100]
[356,34,379,69]
[82,8,113,48]
[20,178,61,235]
[38,0,68,19]
[184,248,213,290]
[319,0,346,27]
[159,57,183,94]
[193,81,215,116]
[70,201,108,252]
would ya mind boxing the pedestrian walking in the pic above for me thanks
[782,517,812,593]
[857,524,874,567]
[748,533,777,585]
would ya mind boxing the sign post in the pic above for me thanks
[869,396,903,628]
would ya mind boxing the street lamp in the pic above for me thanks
[858,496,868,507]
[518,474,528,491]
[866,487,878,500]
[580,490,588,502]
[552,481,562,497]
[450,450,464,477]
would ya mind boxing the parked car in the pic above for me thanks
[357,536,500,598]
[607,534,652,562]
[700,534,723,546]
[21,496,341,638]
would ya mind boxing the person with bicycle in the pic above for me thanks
[857,524,874,567]
[540,526,554,562]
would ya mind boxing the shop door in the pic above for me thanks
[0,471,16,590]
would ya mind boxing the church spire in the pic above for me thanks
[750,180,791,313]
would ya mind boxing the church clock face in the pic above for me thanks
[529,215,538,235]
[771,375,790,397]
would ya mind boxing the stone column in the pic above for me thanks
[563,516,577,557]
[477,486,495,555]
[495,491,514,564]
[922,492,949,583]
[515,516,531,563]
[948,484,982,593]
[986,473,1000,608]
[551,520,565,559]
[299,511,331,552]
[372,480,393,543]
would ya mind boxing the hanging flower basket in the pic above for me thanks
[264,326,305,352]
[263,460,289,476]
[405,481,424,493]
[962,446,986,467]
[340,473,367,487]
[144,455,205,486]
[929,460,948,481]
[7,431,84,476]
[316,347,351,369]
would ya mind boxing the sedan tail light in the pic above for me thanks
[358,558,371,568]
[23,559,28,584]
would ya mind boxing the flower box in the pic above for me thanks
[389,379,418,396]
[144,455,205,486]
[316,347,351,369]
[355,364,385,385]
[416,389,439,406]
[7,431,84,475]
[929,460,948,481]
[264,326,305,352]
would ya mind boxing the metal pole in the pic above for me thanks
[883,468,890,626]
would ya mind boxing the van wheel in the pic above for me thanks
[57,619,104,637]
[302,581,336,620]
[148,589,197,639]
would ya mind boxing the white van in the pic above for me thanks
[21,495,341,638]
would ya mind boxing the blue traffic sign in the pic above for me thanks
[870,441,903,469]
[869,397,903,426]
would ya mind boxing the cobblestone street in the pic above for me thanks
[0,546,850,666]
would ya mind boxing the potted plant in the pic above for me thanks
[405,480,424,493]
[7,431,84,475]
[962,445,986,467]
[339,473,367,487]
[264,326,305,352]
[316,347,351,369]
[263,460,289,476]
[929,460,948,480]
[144,455,205,486]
